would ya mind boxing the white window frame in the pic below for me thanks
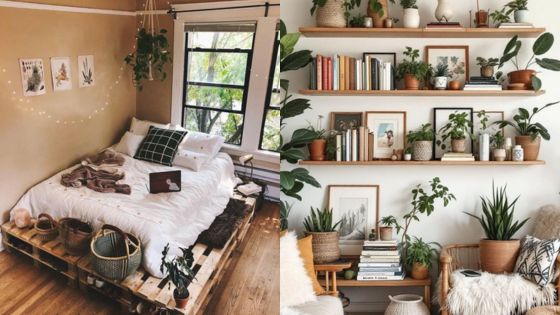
[170,0,280,164]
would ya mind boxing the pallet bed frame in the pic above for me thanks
[1,195,255,314]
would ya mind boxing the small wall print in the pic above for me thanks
[50,57,72,91]
[19,58,46,96]
[78,55,94,87]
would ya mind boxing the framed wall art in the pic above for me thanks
[19,58,46,96]
[330,112,363,132]
[50,57,72,91]
[433,107,474,159]
[365,111,407,159]
[425,46,469,85]
[78,55,95,87]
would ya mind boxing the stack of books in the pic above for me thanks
[357,240,404,281]
[426,22,462,29]
[463,76,502,91]
[335,127,373,162]
[498,22,534,29]
[309,54,394,91]
[441,152,475,162]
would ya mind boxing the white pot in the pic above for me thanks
[403,8,420,29]
[493,148,506,162]
[514,10,529,23]
[435,0,453,22]
[479,133,490,161]
[434,76,448,90]
[385,294,430,315]
[404,153,412,161]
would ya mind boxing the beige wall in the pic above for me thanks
[22,0,136,10]
[0,6,137,215]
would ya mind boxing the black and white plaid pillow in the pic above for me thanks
[514,235,560,287]
[134,126,187,166]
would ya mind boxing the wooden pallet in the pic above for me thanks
[1,221,82,286]
[77,196,256,314]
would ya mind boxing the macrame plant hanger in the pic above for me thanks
[142,0,161,81]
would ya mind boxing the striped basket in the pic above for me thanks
[91,224,142,281]
[34,213,58,242]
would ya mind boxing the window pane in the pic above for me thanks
[260,109,280,151]
[187,52,248,86]
[187,31,254,50]
[184,108,244,145]
[186,85,243,111]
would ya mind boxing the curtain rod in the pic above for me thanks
[168,2,279,19]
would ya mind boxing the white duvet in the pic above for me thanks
[6,152,235,278]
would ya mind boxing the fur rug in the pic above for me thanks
[435,270,556,315]
[196,198,248,248]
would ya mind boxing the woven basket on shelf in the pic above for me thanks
[34,213,58,242]
[59,218,93,256]
[91,224,142,281]
[306,231,340,264]
[316,0,346,28]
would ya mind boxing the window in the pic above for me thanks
[259,31,280,152]
[182,24,256,145]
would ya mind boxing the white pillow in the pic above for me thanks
[129,117,170,136]
[180,131,224,158]
[173,150,210,172]
[115,131,145,157]
[280,232,317,308]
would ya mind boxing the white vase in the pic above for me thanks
[403,8,420,28]
[514,10,529,23]
[434,76,448,90]
[479,133,490,161]
[435,0,453,22]
[385,294,430,315]
[494,148,506,162]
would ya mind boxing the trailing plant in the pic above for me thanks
[506,0,528,14]
[437,112,474,150]
[160,244,195,299]
[124,28,171,91]
[280,201,292,231]
[407,124,435,143]
[476,57,499,68]
[379,215,402,232]
[494,101,559,140]
[433,63,450,77]
[464,182,529,240]
[349,14,366,27]
[489,8,511,26]
[405,237,440,269]
[396,47,431,81]
[303,207,342,232]
[498,33,560,90]
[491,131,505,149]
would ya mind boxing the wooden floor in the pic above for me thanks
[0,201,280,315]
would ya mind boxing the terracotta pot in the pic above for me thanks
[451,139,466,153]
[403,74,420,90]
[306,231,340,264]
[480,239,520,273]
[174,289,190,309]
[308,139,326,161]
[481,66,494,78]
[515,136,541,161]
[367,0,388,28]
[411,262,429,280]
[448,80,462,90]
[493,148,506,162]
[475,10,489,27]
[508,70,536,90]
[379,227,393,241]
[413,141,433,161]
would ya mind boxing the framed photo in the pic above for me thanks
[330,112,363,132]
[425,46,469,85]
[365,111,407,159]
[328,185,379,255]
[19,58,46,96]
[50,57,72,91]
[363,52,397,87]
[474,110,505,136]
[78,55,95,87]
[433,107,474,159]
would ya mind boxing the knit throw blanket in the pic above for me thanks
[435,270,556,315]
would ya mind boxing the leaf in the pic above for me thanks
[531,75,542,91]
[281,98,311,119]
[286,128,318,147]
[281,50,312,72]
[291,168,321,188]
[280,148,306,161]
[280,20,287,39]
[533,32,554,55]
[518,107,530,119]
[504,35,519,55]
[536,58,560,71]
[280,171,295,190]
[280,33,301,60]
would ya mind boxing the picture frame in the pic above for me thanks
[474,110,505,136]
[365,111,407,159]
[19,58,46,97]
[78,55,95,87]
[330,112,363,132]
[363,52,397,88]
[425,46,469,85]
[433,107,474,160]
[50,57,72,92]
[328,185,379,255]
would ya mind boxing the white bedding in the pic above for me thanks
[6,152,235,278]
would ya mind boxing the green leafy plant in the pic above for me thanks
[303,207,342,232]
[160,244,196,299]
[405,237,441,269]
[407,124,435,143]
[390,0,417,9]
[489,8,511,26]
[310,0,328,15]
[464,182,529,240]
[396,47,431,81]
[379,215,402,232]
[280,201,292,231]
[124,28,171,91]
[310,0,362,26]
[349,14,366,27]
[325,130,339,160]
[433,63,450,77]
[494,101,559,140]
[476,57,500,68]
[506,0,528,13]
[491,131,505,149]
[437,112,474,150]
[368,0,386,17]
[498,33,560,90]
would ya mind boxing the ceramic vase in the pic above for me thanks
[514,10,529,23]
[479,239,520,273]
[403,8,420,28]
[385,295,430,315]
[479,133,490,161]
[434,76,448,90]
[494,148,506,162]
[512,145,524,161]
[316,0,346,28]
[435,0,453,22]
[379,227,393,241]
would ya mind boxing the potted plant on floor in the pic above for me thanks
[407,124,435,161]
[160,244,196,309]
[437,112,474,153]
[405,237,440,280]
[498,33,560,90]
[491,131,506,162]
[476,57,499,78]
[379,216,402,241]
[506,0,529,23]
[303,207,342,263]
[464,182,529,273]
[396,47,431,90]
[494,101,559,161]
[433,63,450,90]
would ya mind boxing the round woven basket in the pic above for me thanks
[413,141,433,161]
[91,224,141,280]
[306,231,340,264]
[316,0,346,28]
[59,218,93,256]
[34,213,58,243]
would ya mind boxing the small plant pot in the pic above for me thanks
[479,239,520,273]
[514,10,529,23]
[306,231,340,264]
[367,0,388,28]
[493,148,506,162]
[403,8,420,28]
[413,141,433,161]
[87,274,96,285]
[475,10,489,27]
[384,19,394,28]
[316,0,346,28]
[411,262,430,280]
[379,227,393,241]
[508,70,536,90]
[174,289,190,309]
[404,153,412,161]
[403,74,420,90]
[480,66,494,78]
[448,80,462,90]
[451,139,466,153]
[95,279,105,289]
[308,139,326,161]
[515,136,541,161]
[433,76,448,90]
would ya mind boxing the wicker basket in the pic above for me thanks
[91,224,141,280]
[306,231,340,264]
[34,213,58,242]
[316,0,346,28]
[59,218,93,256]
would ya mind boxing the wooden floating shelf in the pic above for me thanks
[299,160,546,166]
[299,89,545,97]
[299,27,546,38]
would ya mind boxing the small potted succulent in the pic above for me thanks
[407,124,435,161]
[404,147,412,161]
[437,112,474,153]
[476,57,500,78]
[506,0,529,23]
[396,47,431,90]
[308,115,327,161]
[303,207,342,263]
[378,216,401,241]
[160,244,196,309]
[433,63,450,90]
[405,237,440,280]
[491,131,506,162]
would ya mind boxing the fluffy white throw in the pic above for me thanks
[436,270,556,315]
[280,232,317,308]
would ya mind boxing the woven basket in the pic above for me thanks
[413,141,433,161]
[59,218,93,256]
[34,213,58,242]
[306,231,340,264]
[316,0,346,28]
[91,224,142,280]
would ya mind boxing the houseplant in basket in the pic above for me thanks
[311,0,361,28]
[433,63,450,90]
[464,182,529,273]
[379,216,402,241]
[407,123,435,161]
[476,57,499,78]
[396,47,431,90]
[405,237,440,280]
[494,101,559,161]
[437,111,473,153]
[303,207,342,263]
[161,244,196,309]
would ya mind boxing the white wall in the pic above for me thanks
[281,0,560,312]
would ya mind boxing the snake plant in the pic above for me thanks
[303,207,342,232]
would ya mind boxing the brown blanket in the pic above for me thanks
[84,149,125,166]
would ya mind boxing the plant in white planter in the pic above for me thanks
[389,0,420,28]
[506,0,529,23]
[433,63,450,90]
[491,131,506,162]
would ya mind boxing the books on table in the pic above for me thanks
[357,240,404,281]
